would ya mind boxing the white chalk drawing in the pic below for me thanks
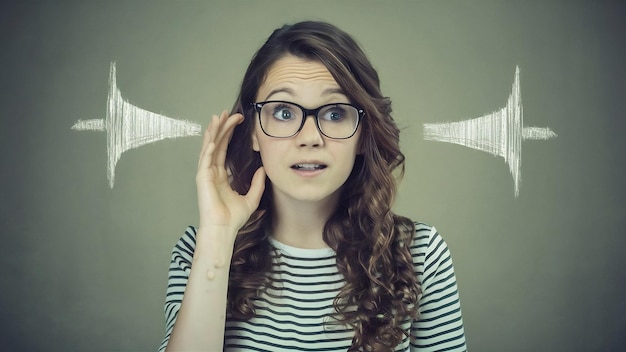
[72,63,553,195]
[72,62,201,188]
[423,66,557,197]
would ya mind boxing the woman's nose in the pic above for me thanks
[295,115,324,147]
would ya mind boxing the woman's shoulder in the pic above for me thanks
[409,221,450,267]
[411,221,439,248]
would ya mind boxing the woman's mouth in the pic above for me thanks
[291,163,327,171]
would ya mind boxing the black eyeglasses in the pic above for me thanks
[251,100,364,139]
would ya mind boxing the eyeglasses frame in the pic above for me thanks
[251,100,365,139]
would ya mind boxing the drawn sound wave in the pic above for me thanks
[423,66,557,197]
[72,63,556,195]
[71,62,201,188]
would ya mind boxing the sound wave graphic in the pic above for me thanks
[71,63,201,188]
[72,63,555,195]
[423,66,557,197]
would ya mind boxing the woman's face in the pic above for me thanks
[252,55,361,206]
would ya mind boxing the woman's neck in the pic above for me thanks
[269,191,339,249]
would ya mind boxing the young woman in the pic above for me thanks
[160,21,466,352]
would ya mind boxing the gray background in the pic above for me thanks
[1,1,624,351]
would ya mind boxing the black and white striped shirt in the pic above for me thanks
[159,223,467,351]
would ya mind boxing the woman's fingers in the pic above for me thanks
[195,111,263,232]
[198,111,242,171]
[213,111,243,168]
[198,114,218,171]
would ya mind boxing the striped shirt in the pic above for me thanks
[159,223,467,351]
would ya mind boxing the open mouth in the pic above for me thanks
[291,163,327,171]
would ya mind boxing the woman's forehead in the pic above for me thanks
[256,55,342,101]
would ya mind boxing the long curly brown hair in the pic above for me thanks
[225,21,420,351]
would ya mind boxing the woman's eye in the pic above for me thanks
[273,107,294,121]
[323,109,345,121]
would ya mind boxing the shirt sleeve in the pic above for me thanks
[411,224,467,351]
[158,226,197,352]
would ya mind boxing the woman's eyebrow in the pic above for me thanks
[322,87,345,96]
[264,86,345,101]
[264,87,294,101]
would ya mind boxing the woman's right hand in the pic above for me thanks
[196,110,266,238]
[166,110,264,351]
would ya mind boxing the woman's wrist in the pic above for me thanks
[193,226,237,263]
